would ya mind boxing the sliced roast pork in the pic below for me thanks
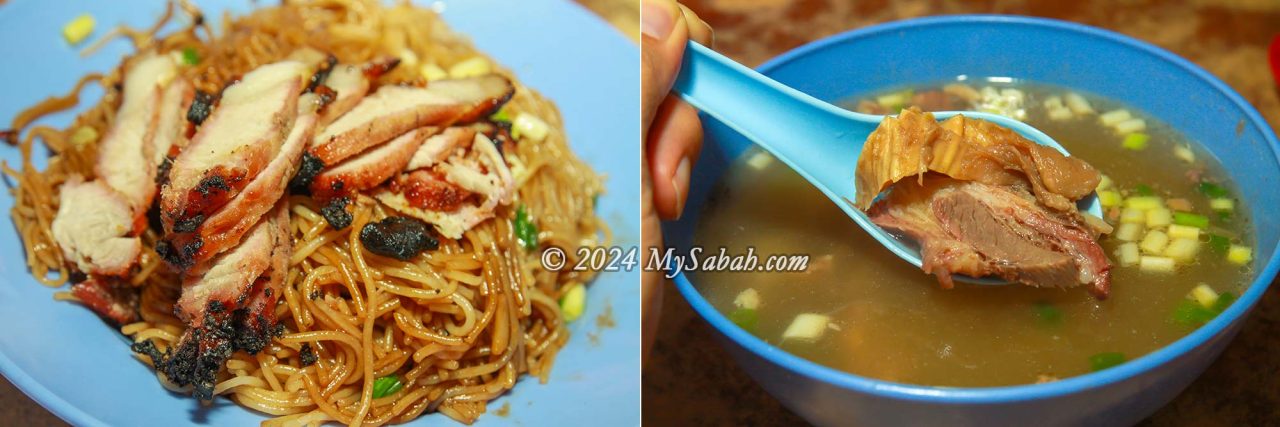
[869,177,1111,297]
[306,74,513,167]
[161,61,306,233]
[309,126,430,199]
[377,133,515,239]
[50,178,142,276]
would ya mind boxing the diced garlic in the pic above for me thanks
[1139,256,1176,273]
[734,288,761,310]
[1114,242,1140,267]
[1140,230,1169,255]
[1164,238,1200,262]
[1115,223,1143,241]
[1114,118,1147,134]
[1189,284,1218,308]
[1167,224,1201,240]
[782,313,831,340]
[1064,92,1095,115]
[1100,109,1132,126]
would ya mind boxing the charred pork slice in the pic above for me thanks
[406,126,476,171]
[161,61,306,233]
[307,74,514,167]
[151,77,195,165]
[316,63,370,125]
[70,276,139,325]
[377,133,513,239]
[51,178,142,276]
[869,176,1111,298]
[309,127,430,199]
[95,53,177,212]
[156,201,291,400]
[160,114,316,268]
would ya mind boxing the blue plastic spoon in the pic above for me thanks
[671,41,1102,285]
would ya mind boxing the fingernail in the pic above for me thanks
[671,156,691,219]
[641,0,676,41]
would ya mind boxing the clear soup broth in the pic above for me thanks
[695,80,1256,387]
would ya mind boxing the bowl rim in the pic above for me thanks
[672,13,1280,404]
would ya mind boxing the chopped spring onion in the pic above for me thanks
[1207,234,1231,254]
[180,47,200,66]
[728,308,758,331]
[1114,118,1147,134]
[1227,245,1253,265]
[420,63,448,81]
[1164,238,1200,262]
[489,107,512,123]
[875,90,913,110]
[1139,230,1169,255]
[1119,208,1146,225]
[513,205,538,250]
[1173,212,1209,229]
[1214,292,1238,313]
[1145,208,1172,228]
[1133,184,1155,196]
[1064,92,1095,115]
[1173,145,1196,163]
[559,284,586,321]
[1099,109,1132,126]
[1121,132,1149,150]
[746,151,773,170]
[69,126,99,148]
[1124,196,1162,211]
[1098,191,1122,208]
[734,288,761,310]
[1139,256,1176,273]
[1034,302,1063,326]
[1209,198,1235,212]
[782,313,831,340]
[1088,352,1127,371]
[448,57,491,78]
[512,113,550,142]
[372,375,404,398]
[1167,224,1201,240]
[62,14,95,45]
[1097,175,1114,191]
[1173,300,1217,325]
[1189,284,1219,308]
[1198,182,1230,198]
[1114,223,1143,242]
[1114,242,1140,267]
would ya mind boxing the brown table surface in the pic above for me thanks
[643,0,1280,426]
[0,0,636,425]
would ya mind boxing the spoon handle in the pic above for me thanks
[670,41,874,184]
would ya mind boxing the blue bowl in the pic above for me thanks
[664,15,1280,427]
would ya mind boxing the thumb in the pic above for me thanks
[640,0,689,137]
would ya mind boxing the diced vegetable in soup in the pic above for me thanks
[694,80,1254,387]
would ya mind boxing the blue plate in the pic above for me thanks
[0,1,640,426]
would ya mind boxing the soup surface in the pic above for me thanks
[695,80,1255,387]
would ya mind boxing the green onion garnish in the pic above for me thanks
[1173,291,1236,326]
[1033,302,1062,326]
[1133,184,1155,197]
[372,375,404,398]
[1198,181,1230,198]
[1172,212,1209,228]
[1088,352,1127,372]
[181,47,200,65]
[489,107,512,123]
[1208,234,1231,254]
[513,204,538,250]
[728,308,758,332]
[1121,133,1149,151]
[1212,292,1237,313]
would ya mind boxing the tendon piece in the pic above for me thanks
[50,177,142,276]
[95,53,178,212]
[70,276,139,325]
[377,133,514,239]
[869,176,1111,297]
[310,127,430,199]
[161,114,316,268]
[406,126,475,171]
[159,202,289,400]
[307,74,514,166]
[161,61,306,232]
[854,107,1100,211]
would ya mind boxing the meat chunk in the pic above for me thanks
[155,201,291,400]
[159,114,316,268]
[151,77,194,165]
[854,107,1100,212]
[377,133,514,239]
[96,53,178,212]
[307,74,514,167]
[406,126,475,171]
[869,176,1111,297]
[50,177,141,276]
[70,276,139,325]
[317,63,370,125]
[161,61,305,233]
[310,127,430,200]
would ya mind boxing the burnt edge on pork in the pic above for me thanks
[320,196,353,230]
[359,216,440,260]
[288,152,325,195]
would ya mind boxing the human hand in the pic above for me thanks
[640,0,713,361]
